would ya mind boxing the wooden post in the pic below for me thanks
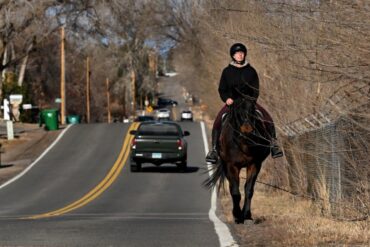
[60,26,66,124]
[131,69,136,116]
[149,52,155,76]
[149,52,157,97]
[86,57,90,123]
[106,78,111,123]
[122,86,126,119]
[140,92,143,110]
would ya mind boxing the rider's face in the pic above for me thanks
[233,51,245,62]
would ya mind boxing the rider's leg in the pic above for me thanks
[255,103,283,158]
[268,122,284,158]
[205,127,220,163]
[206,105,228,163]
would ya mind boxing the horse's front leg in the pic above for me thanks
[242,163,261,221]
[227,163,243,224]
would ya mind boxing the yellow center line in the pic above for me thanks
[25,122,140,220]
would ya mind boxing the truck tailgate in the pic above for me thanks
[135,136,179,153]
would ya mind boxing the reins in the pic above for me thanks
[226,98,272,148]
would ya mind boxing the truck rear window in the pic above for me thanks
[138,124,180,136]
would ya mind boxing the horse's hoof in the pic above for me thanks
[234,218,244,224]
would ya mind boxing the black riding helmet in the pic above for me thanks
[230,43,247,64]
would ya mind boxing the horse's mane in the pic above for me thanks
[228,97,254,130]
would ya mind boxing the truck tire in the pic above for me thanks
[130,161,141,172]
[178,160,187,172]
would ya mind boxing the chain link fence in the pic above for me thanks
[283,103,369,219]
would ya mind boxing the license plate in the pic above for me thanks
[152,153,162,158]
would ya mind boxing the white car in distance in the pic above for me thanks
[156,109,171,120]
[181,110,193,121]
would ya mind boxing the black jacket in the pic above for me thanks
[218,63,259,103]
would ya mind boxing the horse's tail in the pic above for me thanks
[203,160,227,192]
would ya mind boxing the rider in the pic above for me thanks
[205,43,284,163]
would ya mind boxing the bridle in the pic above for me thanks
[227,96,271,147]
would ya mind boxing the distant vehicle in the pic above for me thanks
[157,98,178,107]
[129,121,190,172]
[156,109,171,120]
[181,110,193,121]
[135,115,155,122]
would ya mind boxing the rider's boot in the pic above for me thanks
[268,123,284,158]
[271,138,284,158]
[205,129,220,163]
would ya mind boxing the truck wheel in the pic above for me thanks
[178,160,187,172]
[130,161,141,172]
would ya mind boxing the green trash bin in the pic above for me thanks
[67,115,81,124]
[39,109,59,131]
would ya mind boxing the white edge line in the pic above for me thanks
[0,125,72,190]
[200,121,238,247]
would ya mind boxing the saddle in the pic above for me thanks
[221,109,266,129]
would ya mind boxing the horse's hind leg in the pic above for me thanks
[227,163,243,224]
[242,163,261,221]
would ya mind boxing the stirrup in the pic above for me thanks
[271,146,284,158]
[206,150,218,163]
[206,157,218,163]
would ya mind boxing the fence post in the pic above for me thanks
[329,122,342,216]
[6,120,14,140]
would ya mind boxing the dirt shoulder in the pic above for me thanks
[0,123,62,185]
[220,187,369,246]
[201,116,369,246]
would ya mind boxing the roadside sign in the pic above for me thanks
[146,106,153,113]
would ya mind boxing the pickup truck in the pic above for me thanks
[129,121,190,172]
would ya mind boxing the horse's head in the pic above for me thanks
[229,97,255,135]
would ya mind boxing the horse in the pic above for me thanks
[205,97,272,224]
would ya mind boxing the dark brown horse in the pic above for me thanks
[205,97,272,224]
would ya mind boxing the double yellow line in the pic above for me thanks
[26,122,140,220]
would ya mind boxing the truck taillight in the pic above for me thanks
[131,138,137,149]
[177,139,183,150]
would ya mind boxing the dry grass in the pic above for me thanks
[219,184,370,246]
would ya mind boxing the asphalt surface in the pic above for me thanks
[0,122,220,246]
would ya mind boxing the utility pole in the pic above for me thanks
[131,69,136,116]
[106,78,111,123]
[149,52,159,101]
[149,52,157,77]
[86,57,90,123]
[122,86,126,119]
[60,26,66,125]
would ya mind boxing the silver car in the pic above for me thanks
[157,109,171,120]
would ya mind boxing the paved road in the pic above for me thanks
[0,122,221,246]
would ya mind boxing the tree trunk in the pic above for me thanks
[17,54,28,86]
[2,44,8,79]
